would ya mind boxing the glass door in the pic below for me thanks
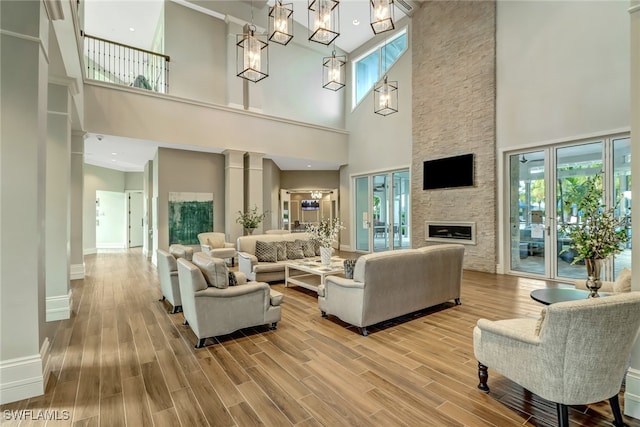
[280,190,291,230]
[392,170,410,249]
[355,177,370,251]
[612,137,631,277]
[508,150,548,275]
[354,169,411,253]
[372,174,390,252]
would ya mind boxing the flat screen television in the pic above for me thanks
[301,199,320,210]
[423,153,474,190]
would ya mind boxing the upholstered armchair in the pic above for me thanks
[156,244,194,313]
[473,292,640,427]
[197,232,236,266]
[177,252,283,348]
[574,267,632,293]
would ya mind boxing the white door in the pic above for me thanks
[128,191,144,248]
[96,190,126,249]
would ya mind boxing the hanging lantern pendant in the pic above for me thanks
[322,50,346,91]
[269,1,294,45]
[237,25,269,83]
[374,75,398,116]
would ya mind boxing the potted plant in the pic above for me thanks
[559,174,630,297]
[306,218,344,265]
[236,205,268,235]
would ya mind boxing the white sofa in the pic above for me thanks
[318,244,465,336]
[237,232,317,282]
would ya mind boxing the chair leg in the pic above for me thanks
[320,310,327,318]
[610,394,629,427]
[360,327,368,336]
[477,362,490,392]
[183,319,189,326]
[454,298,461,305]
[195,338,206,349]
[556,403,569,427]
[170,306,179,314]
[270,322,278,330]
[159,296,165,301]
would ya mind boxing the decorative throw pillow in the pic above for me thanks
[255,241,277,262]
[286,241,305,259]
[298,239,316,257]
[274,241,287,261]
[614,268,632,293]
[192,252,229,289]
[534,308,547,336]
[228,271,238,286]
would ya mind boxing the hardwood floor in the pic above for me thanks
[2,248,637,426]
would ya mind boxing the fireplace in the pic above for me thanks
[425,221,476,245]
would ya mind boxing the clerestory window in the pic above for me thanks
[352,28,408,109]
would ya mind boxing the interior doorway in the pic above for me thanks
[96,190,126,249]
[280,189,339,234]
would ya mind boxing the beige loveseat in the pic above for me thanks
[177,252,283,348]
[318,244,465,336]
[237,232,318,282]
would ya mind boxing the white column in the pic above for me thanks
[45,83,71,321]
[245,152,265,233]
[0,1,49,404]
[625,0,640,420]
[70,131,85,278]
[224,150,245,245]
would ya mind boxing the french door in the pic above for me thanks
[507,136,631,281]
[354,169,410,253]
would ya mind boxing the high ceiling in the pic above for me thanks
[83,0,412,171]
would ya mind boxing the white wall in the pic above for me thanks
[340,23,413,249]
[164,1,227,104]
[497,1,630,149]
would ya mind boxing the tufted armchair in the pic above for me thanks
[177,252,283,348]
[156,244,193,313]
[473,292,640,427]
[197,232,236,266]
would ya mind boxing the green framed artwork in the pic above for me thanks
[168,192,213,245]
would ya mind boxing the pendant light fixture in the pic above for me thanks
[374,76,398,115]
[268,1,293,45]
[374,38,398,115]
[308,0,340,45]
[237,3,268,83]
[322,49,346,91]
[370,0,395,35]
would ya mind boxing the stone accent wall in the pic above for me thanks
[411,1,497,272]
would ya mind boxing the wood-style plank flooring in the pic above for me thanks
[2,248,637,426]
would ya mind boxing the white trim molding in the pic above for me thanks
[46,291,72,321]
[0,351,45,404]
[625,367,640,419]
[70,263,85,280]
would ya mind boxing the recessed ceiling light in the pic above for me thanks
[111,159,117,162]
[129,27,135,32]
[352,19,360,26]
[307,164,312,168]
[111,152,117,155]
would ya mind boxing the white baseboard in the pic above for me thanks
[0,350,45,404]
[70,263,84,280]
[46,291,72,321]
[96,243,127,249]
[625,367,640,420]
[84,248,96,255]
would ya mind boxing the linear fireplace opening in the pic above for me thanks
[425,221,476,245]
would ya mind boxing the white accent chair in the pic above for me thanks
[156,244,193,313]
[473,292,640,427]
[197,232,236,266]
[177,252,283,348]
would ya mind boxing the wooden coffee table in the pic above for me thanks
[530,287,609,305]
[284,258,345,293]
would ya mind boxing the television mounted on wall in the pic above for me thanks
[423,153,474,190]
[301,199,320,211]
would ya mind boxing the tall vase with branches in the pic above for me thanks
[306,218,344,265]
[559,174,630,297]
[236,205,268,235]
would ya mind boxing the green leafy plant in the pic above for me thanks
[306,218,345,248]
[559,174,629,263]
[236,205,268,229]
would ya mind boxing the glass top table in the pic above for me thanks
[530,287,609,305]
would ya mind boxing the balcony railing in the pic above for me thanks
[83,33,170,93]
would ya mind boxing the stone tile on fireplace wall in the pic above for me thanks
[411,0,497,273]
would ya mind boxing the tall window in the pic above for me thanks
[352,29,407,108]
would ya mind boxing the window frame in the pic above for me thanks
[351,27,408,111]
